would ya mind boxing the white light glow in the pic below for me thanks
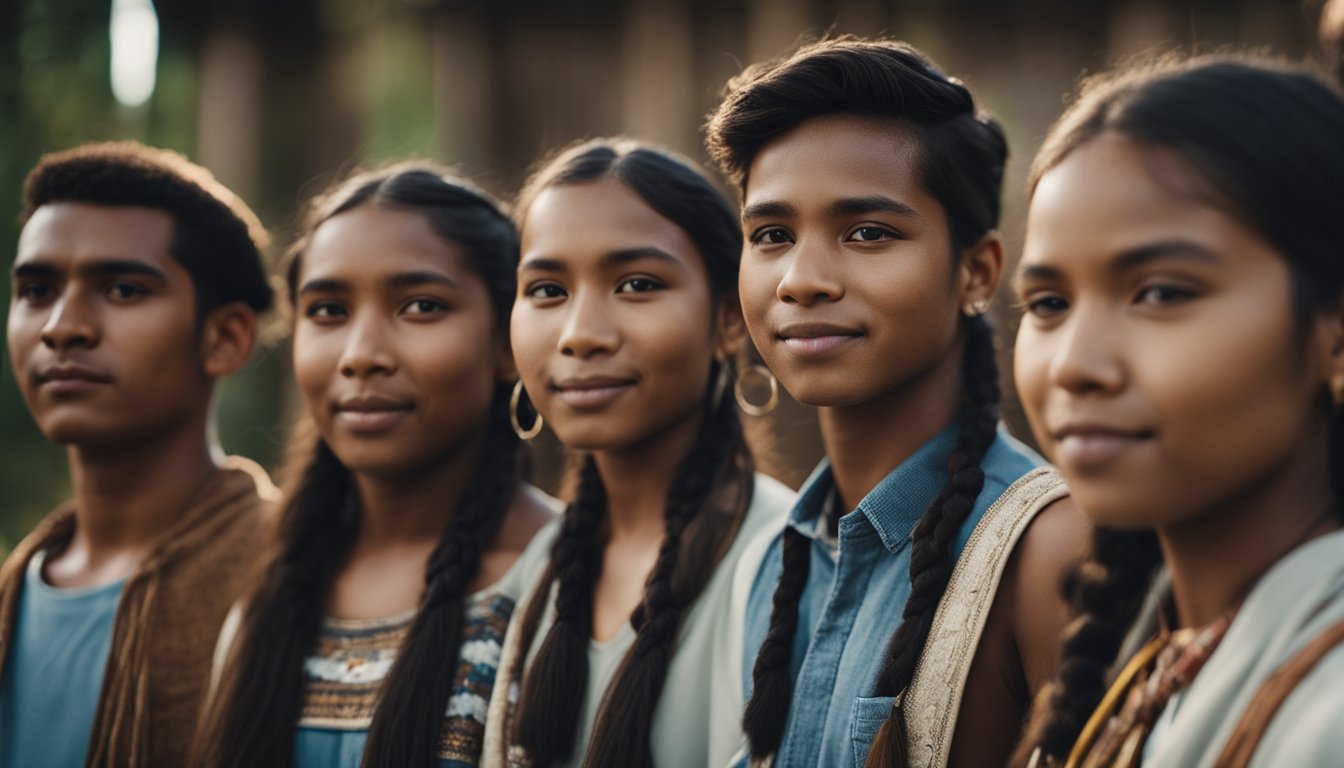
[110,0,159,108]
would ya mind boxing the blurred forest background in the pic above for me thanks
[0,0,1334,551]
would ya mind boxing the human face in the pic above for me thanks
[8,202,211,447]
[739,115,967,407]
[292,205,506,478]
[1014,135,1333,529]
[512,177,728,453]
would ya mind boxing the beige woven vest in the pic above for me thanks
[902,466,1070,768]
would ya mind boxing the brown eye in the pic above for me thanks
[750,227,792,246]
[616,277,663,294]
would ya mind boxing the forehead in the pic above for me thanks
[743,114,937,214]
[1024,135,1271,269]
[16,202,177,271]
[301,204,477,283]
[520,178,701,268]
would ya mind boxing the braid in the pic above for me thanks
[512,458,607,766]
[863,315,1000,768]
[362,390,520,768]
[583,387,749,768]
[742,526,812,758]
[193,438,358,768]
[1010,528,1162,767]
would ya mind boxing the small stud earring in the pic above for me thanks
[962,298,990,318]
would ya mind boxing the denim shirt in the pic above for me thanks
[740,425,1043,767]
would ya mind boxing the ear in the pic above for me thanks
[712,292,748,360]
[495,332,519,385]
[200,303,259,378]
[1318,296,1344,403]
[957,230,1006,311]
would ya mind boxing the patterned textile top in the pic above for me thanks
[299,591,516,764]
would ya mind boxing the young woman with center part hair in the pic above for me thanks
[704,37,1087,768]
[194,164,558,768]
[480,138,794,768]
[1012,57,1344,768]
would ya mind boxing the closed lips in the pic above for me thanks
[36,363,111,383]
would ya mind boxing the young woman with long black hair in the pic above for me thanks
[704,37,1087,768]
[194,164,557,768]
[480,137,794,768]
[1011,57,1344,767]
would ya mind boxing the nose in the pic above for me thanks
[1049,303,1125,396]
[338,314,397,378]
[40,293,100,352]
[558,291,618,359]
[776,238,844,306]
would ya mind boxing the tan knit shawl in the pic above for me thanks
[0,456,277,768]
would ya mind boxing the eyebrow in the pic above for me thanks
[829,195,920,219]
[741,196,920,222]
[519,247,680,273]
[12,258,169,281]
[741,200,796,222]
[384,270,461,290]
[1016,240,1223,286]
[1111,240,1221,272]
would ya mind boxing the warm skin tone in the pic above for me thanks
[1015,134,1344,629]
[293,205,553,619]
[513,177,744,642]
[8,202,257,590]
[739,114,1087,766]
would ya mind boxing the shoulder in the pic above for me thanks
[1001,494,1090,690]
[742,473,795,530]
[981,428,1048,492]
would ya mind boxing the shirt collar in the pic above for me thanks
[788,425,960,553]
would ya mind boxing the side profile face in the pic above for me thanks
[512,177,733,452]
[1014,134,1333,529]
[8,202,212,446]
[292,204,507,477]
[738,114,966,407]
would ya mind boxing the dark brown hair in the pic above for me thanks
[506,138,755,767]
[1012,56,1344,767]
[705,37,1007,768]
[194,163,521,768]
[22,140,273,318]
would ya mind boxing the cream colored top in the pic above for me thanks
[482,473,795,768]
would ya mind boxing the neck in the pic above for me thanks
[1159,425,1340,628]
[65,419,219,555]
[351,433,486,547]
[818,335,966,512]
[594,408,706,543]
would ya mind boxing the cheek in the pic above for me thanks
[738,255,776,342]
[1012,326,1052,443]
[509,308,553,394]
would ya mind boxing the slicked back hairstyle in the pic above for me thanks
[704,37,1008,768]
[194,163,522,768]
[507,138,756,768]
[21,141,273,317]
[1011,56,1344,768]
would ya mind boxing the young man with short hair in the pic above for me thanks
[0,142,278,768]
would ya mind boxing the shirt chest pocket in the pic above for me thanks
[850,696,895,766]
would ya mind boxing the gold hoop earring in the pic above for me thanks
[510,380,543,440]
[734,363,779,416]
[962,298,989,318]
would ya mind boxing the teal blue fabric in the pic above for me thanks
[740,425,1044,767]
[0,553,124,768]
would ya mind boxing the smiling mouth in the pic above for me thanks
[776,323,864,357]
[333,396,414,433]
[551,376,636,410]
[1052,426,1155,469]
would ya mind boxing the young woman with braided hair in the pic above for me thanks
[1012,56,1344,768]
[193,164,558,768]
[480,138,794,768]
[704,37,1087,768]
